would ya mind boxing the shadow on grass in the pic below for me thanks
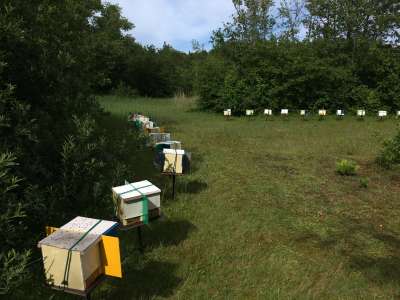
[102,260,182,299]
[144,218,197,248]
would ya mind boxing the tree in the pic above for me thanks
[278,0,306,41]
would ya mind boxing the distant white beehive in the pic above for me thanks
[112,180,161,226]
[357,110,366,117]
[300,110,307,116]
[246,109,254,116]
[224,109,232,116]
[38,217,121,292]
[337,110,344,116]
[397,111,400,117]
[319,109,327,116]
[281,109,289,115]
[144,121,154,129]
[264,109,273,116]
[378,111,387,117]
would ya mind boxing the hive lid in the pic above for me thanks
[61,217,118,236]
[38,229,99,252]
[112,180,161,201]
[163,149,185,155]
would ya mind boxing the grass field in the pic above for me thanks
[93,95,400,299]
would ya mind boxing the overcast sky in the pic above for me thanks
[107,0,236,52]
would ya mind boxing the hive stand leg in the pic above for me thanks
[137,226,144,254]
[172,174,176,199]
[85,292,91,300]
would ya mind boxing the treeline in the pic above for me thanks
[196,0,400,114]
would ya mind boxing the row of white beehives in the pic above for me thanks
[111,112,192,227]
[224,109,400,117]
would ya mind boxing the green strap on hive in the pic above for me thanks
[62,219,102,288]
[121,181,153,225]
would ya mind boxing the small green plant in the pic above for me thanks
[359,177,369,188]
[377,129,400,169]
[336,159,359,176]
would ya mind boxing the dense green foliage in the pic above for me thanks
[0,1,135,296]
[196,0,400,114]
[377,127,400,169]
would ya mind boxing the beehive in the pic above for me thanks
[224,109,232,116]
[112,180,161,226]
[246,109,254,116]
[337,110,344,116]
[264,109,273,116]
[357,110,366,117]
[155,141,182,152]
[397,111,400,118]
[162,149,190,174]
[319,109,327,116]
[145,127,161,135]
[148,133,171,145]
[378,111,387,117]
[143,121,154,129]
[300,110,306,116]
[281,109,289,115]
[38,217,121,293]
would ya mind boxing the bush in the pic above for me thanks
[359,177,369,188]
[377,130,400,169]
[336,159,359,176]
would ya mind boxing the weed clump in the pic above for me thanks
[336,159,358,176]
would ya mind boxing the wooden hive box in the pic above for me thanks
[357,110,366,117]
[224,109,232,116]
[148,133,171,145]
[145,127,161,135]
[112,180,161,226]
[162,149,190,174]
[281,109,289,115]
[246,109,254,116]
[318,109,327,116]
[264,109,273,116]
[155,141,181,152]
[38,217,121,293]
[378,110,387,117]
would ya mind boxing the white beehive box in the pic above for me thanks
[397,111,400,117]
[38,217,120,292]
[163,149,185,174]
[300,110,306,116]
[264,109,272,116]
[224,109,232,116]
[112,180,161,226]
[357,110,366,116]
[144,121,154,129]
[378,111,387,117]
[319,109,327,116]
[281,109,289,115]
[246,109,254,116]
[337,110,344,116]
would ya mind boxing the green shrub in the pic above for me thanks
[336,159,358,176]
[377,130,400,169]
[359,177,369,188]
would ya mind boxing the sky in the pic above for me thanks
[107,0,236,52]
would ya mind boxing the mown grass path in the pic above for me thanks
[97,96,400,299]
